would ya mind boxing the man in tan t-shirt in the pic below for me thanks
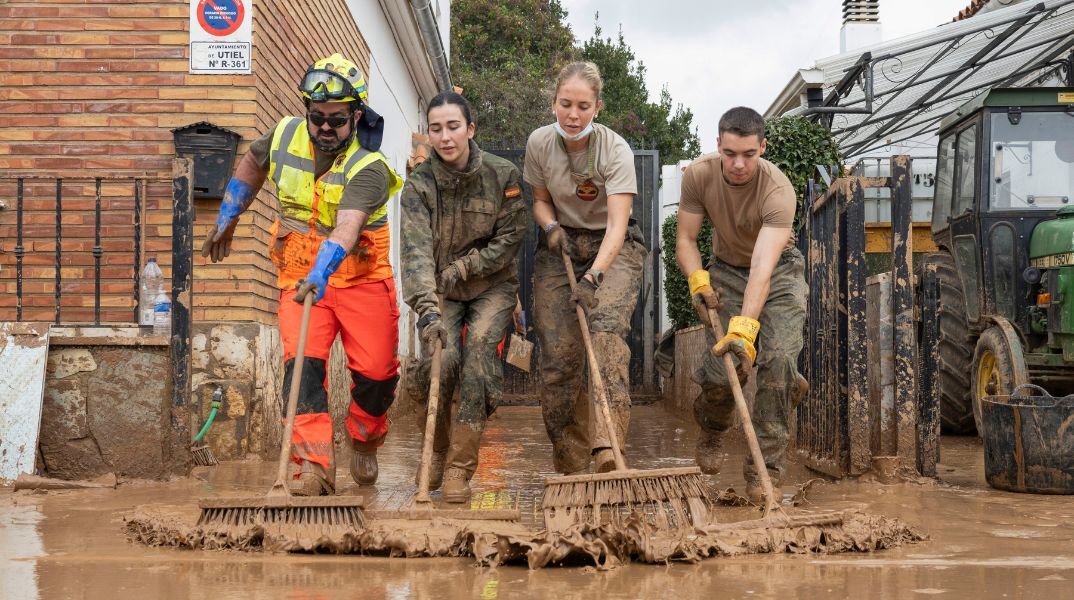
[675,106,808,504]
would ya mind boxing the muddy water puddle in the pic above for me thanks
[3,406,1073,599]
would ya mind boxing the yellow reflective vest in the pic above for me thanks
[266,116,402,288]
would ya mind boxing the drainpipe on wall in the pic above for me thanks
[410,0,453,93]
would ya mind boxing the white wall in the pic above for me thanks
[657,160,695,333]
[347,0,431,356]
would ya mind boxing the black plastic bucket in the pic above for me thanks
[981,384,1074,494]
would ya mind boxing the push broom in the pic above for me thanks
[542,250,711,533]
[369,297,520,521]
[196,293,364,532]
[705,306,783,516]
[704,302,845,527]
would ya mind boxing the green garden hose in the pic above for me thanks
[194,388,222,443]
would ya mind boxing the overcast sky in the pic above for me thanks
[560,0,973,154]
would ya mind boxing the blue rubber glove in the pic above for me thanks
[216,178,254,230]
[295,240,347,304]
[201,178,255,263]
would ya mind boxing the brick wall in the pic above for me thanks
[0,0,374,325]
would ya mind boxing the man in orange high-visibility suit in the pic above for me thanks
[202,54,402,495]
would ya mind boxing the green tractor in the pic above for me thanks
[925,87,1074,435]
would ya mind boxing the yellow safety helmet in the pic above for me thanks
[299,53,368,103]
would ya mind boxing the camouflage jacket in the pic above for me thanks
[401,141,527,319]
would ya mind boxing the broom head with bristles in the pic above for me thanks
[197,495,365,531]
[190,443,218,467]
[542,466,711,532]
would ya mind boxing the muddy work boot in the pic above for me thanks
[552,439,590,475]
[442,423,482,503]
[441,467,472,503]
[290,460,335,496]
[350,437,381,486]
[415,450,447,490]
[593,448,617,473]
[745,471,783,506]
[695,429,727,475]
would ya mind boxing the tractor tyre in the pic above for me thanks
[927,252,978,434]
[972,325,1029,437]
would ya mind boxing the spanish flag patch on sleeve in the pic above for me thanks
[504,185,522,199]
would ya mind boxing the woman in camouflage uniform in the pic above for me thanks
[400,92,527,502]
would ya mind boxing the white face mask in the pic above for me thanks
[553,120,594,142]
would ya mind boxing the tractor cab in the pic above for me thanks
[925,87,1074,434]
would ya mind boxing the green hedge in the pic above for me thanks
[662,116,841,331]
[662,214,712,331]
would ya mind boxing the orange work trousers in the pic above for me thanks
[278,279,400,471]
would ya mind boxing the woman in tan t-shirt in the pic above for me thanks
[523,61,647,475]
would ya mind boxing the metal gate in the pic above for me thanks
[489,148,662,402]
[797,156,933,477]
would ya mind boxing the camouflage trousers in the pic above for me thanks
[693,247,807,480]
[534,224,646,474]
[405,278,517,460]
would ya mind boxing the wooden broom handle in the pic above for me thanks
[414,339,443,504]
[708,306,779,516]
[272,293,314,495]
[562,249,628,471]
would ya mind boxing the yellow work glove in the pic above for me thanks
[713,316,760,382]
[688,270,720,326]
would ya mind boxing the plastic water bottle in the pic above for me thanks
[140,258,163,326]
[152,291,171,336]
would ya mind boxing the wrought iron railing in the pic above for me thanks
[1,175,163,325]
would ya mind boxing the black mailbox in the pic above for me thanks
[172,122,241,200]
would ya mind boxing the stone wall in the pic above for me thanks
[38,323,398,479]
[190,322,279,460]
[191,323,360,462]
[40,336,173,480]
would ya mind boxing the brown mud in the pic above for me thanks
[3,406,1074,598]
[125,505,917,569]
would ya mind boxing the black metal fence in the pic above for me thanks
[489,148,663,401]
[798,156,936,477]
[1,176,152,324]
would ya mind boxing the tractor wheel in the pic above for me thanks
[926,252,978,434]
[972,325,1029,436]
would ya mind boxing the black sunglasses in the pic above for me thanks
[308,111,351,129]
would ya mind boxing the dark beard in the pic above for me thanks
[313,132,350,154]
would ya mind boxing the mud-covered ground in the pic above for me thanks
[2,405,1072,599]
